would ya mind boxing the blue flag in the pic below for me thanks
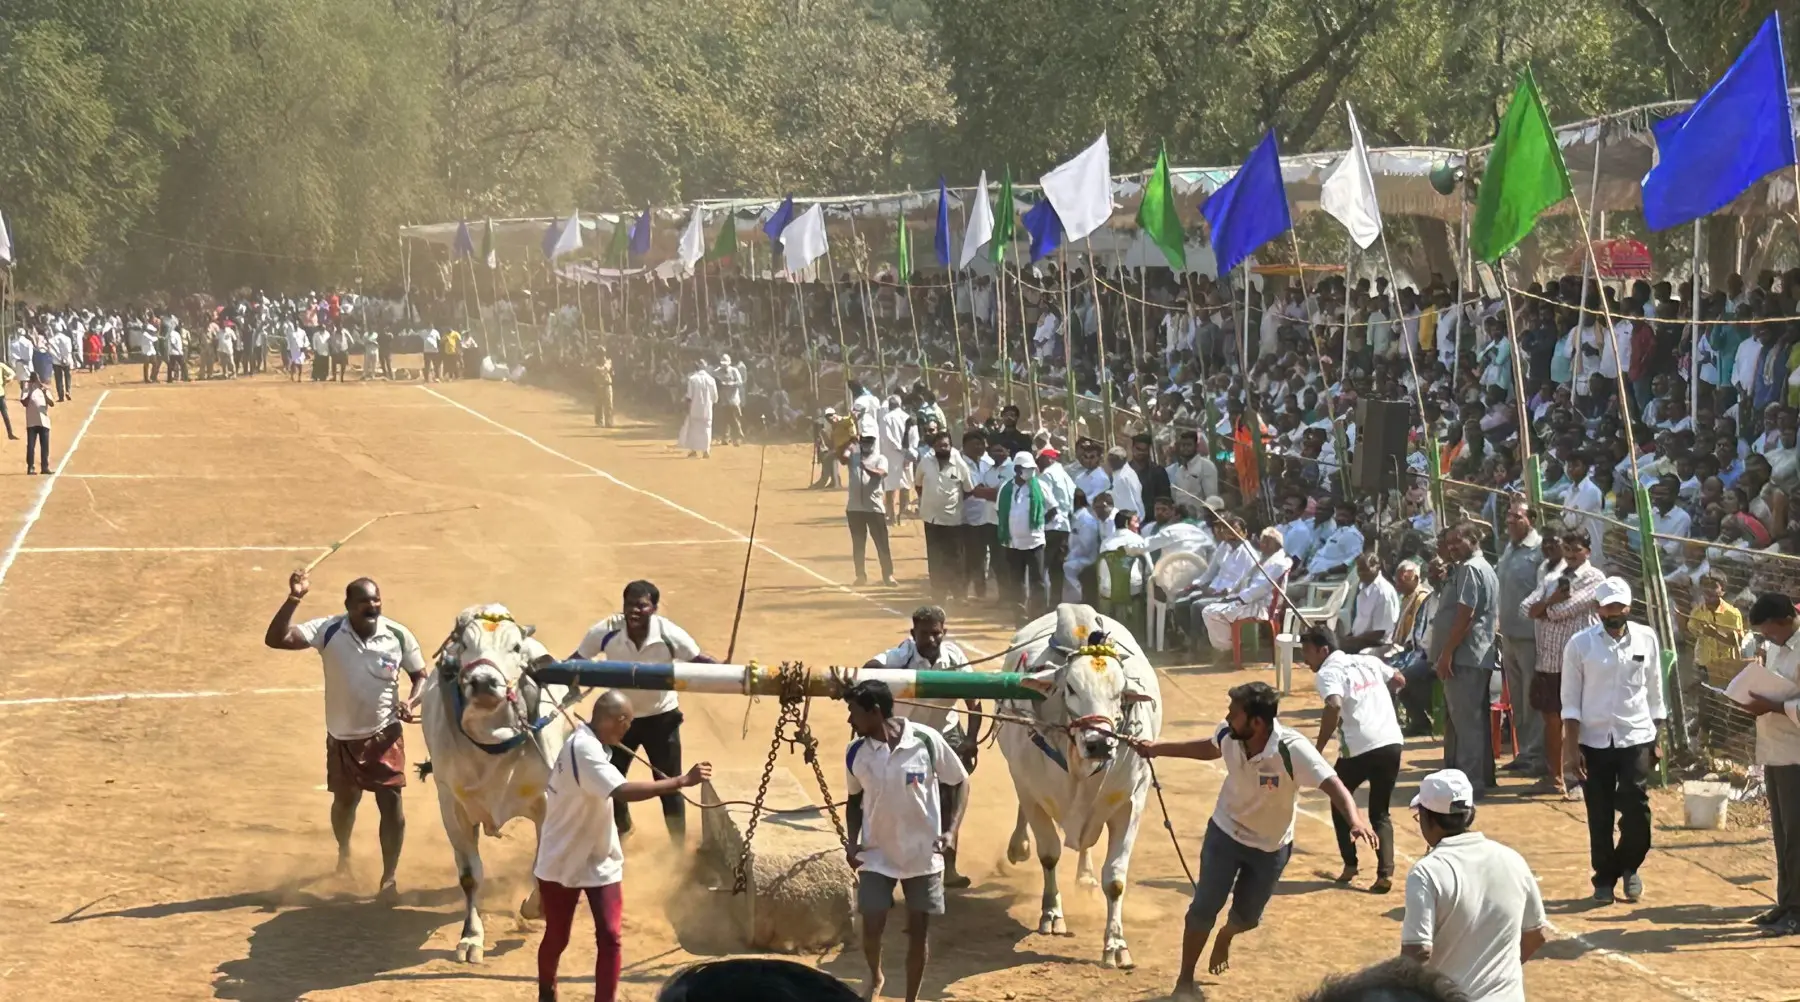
[628,208,652,257]
[1641,13,1796,231]
[452,220,475,259]
[764,195,795,252]
[1023,199,1063,263]
[934,177,952,267]
[1200,130,1292,275]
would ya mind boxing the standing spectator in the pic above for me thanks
[714,354,745,446]
[1685,574,1743,742]
[879,395,917,526]
[421,327,442,381]
[1134,682,1374,999]
[536,689,711,1002]
[1522,532,1605,797]
[994,452,1055,622]
[215,323,237,380]
[571,580,713,842]
[165,322,188,382]
[21,373,52,474]
[1742,593,1800,937]
[678,359,717,459]
[915,430,974,601]
[310,325,331,381]
[1561,577,1665,904]
[1430,524,1499,795]
[1167,429,1219,506]
[841,435,896,587]
[957,430,995,598]
[1036,448,1077,602]
[0,357,16,441]
[331,325,352,381]
[1106,446,1143,520]
[360,328,379,380]
[1128,433,1172,514]
[1401,769,1547,999]
[1494,502,1547,779]
[1300,627,1404,894]
[843,679,969,1002]
[591,352,614,428]
[47,324,73,400]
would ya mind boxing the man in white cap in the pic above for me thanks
[678,358,717,459]
[993,450,1056,622]
[1401,769,1546,1001]
[1560,576,1665,904]
[714,353,745,446]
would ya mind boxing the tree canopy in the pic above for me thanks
[0,0,1788,296]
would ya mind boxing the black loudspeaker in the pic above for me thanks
[1350,398,1411,494]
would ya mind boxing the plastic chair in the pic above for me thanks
[1097,550,1146,639]
[1147,551,1207,651]
[1232,570,1288,666]
[1281,577,1351,637]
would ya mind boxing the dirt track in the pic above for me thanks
[0,365,1790,1001]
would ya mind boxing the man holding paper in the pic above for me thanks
[1743,594,1800,937]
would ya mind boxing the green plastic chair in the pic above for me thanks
[1097,550,1146,639]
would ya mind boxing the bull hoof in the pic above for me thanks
[1112,947,1135,970]
[455,940,485,964]
[1076,869,1099,888]
[1006,836,1031,865]
[1102,948,1118,969]
[520,895,542,921]
[1052,916,1070,937]
[1037,915,1057,936]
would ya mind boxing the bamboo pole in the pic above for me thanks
[823,245,855,402]
[1057,244,1078,443]
[1084,242,1115,448]
[947,195,973,428]
[845,208,885,393]
[1012,247,1043,433]
[1287,230,1352,499]
[1688,217,1702,421]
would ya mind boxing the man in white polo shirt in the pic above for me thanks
[1402,769,1547,1001]
[572,579,713,843]
[1136,681,1375,999]
[843,679,968,1002]
[1561,576,1665,904]
[421,327,442,381]
[861,605,982,888]
[535,689,711,1002]
[1301,626,1405,894]
[265,569,426,902]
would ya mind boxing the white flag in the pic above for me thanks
[677,210,706,267]
[1039,133,1112,244]
[0,208,12,264]
[783,204,828,275]
[959,171,994,269]
[547,210,584,259]
[1320,103,1383,250]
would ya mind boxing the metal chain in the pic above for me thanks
[732,661,848,895]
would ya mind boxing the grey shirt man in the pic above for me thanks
[1494,532,1546,772]
[847,451,887,514]
[1431,554,1499,670]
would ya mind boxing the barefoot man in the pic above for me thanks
[1135,682,1376,998]
[264,571,426,902]
[844,679,968,1002]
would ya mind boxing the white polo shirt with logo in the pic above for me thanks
[1314,651,1405,758]
[846,720,969,879]
[1210,720,1336,852]
[535,722,627,888]
[294,614,426,740]
[575,613,700,718]
[1402,831,1545,1002]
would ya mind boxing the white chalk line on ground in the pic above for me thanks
[415,386,936,629]
[0,686,322,708]
[0,390,111,591]
[16,538,739,555]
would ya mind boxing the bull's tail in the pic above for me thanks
[416,759,433,781]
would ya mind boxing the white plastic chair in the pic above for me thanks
[1281,577,1351,638]
[1146,551,1208,651]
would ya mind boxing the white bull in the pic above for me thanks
[419,604,573,963]
[997,603,1163,969]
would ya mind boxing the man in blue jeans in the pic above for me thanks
[1135,682,1376,999]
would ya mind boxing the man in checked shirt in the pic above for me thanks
[1521,531,1606,798]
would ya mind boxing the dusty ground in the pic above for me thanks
[0,362,1792,1001]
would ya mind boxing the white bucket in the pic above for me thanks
[1682,780,1732,830]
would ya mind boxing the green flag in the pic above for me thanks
[1136,141,1186,270]
[896,220,912,286]
[989,166,1015,265]
[706,214,736,261]
[1470,67,1572,262]
[480,218,497,269]
[606,216,631,268]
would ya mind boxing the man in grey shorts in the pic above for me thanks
[1137,682,1375,1000]
[844,679,968,1002]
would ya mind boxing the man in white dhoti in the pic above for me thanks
[879,395,917,526]
[1198,528,1293,665]
[679,361,718,459]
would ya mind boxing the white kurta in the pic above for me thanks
[679,370,718,452]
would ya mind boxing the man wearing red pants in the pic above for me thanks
[535,689,711,1002]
